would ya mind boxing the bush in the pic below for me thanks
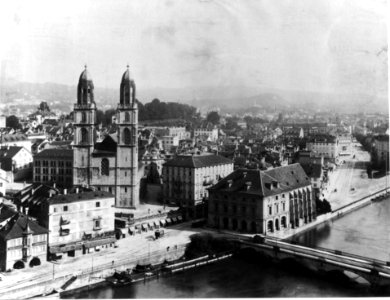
[185,233,234,259]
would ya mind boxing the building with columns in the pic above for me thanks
[73,66,139,208]
[208,163,316,234]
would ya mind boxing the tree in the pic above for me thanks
[6,115,21,130]
[206,111,220,125]
[38,101,50,112]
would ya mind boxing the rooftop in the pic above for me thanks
[209,163,310,197]
[164,154,233,168]
[34,148,73,159]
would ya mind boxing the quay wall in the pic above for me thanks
[269,187,390,240]
[0,244,188,300]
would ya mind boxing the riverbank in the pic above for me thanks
[267,187,390,240]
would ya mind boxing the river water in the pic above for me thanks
[65,199,390,298]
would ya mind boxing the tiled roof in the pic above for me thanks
[35,148,73,159]
[0,213,48,240]
[164,154,233,168]
[0,146,24,171]
[209,163,310,197]
[301,163,322,178]
[48,191,114,205]
[1,133,28,142]
[0,204,17,224]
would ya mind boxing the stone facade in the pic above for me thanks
[73,66,139,208]
[33,149,73,188]
[208,164,316,235]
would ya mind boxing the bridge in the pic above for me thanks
[236,237,390,288]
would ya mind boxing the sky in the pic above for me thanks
[0,0,387,97]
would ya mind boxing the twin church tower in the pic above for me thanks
[73,65,139,208]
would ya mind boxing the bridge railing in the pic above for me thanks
[257,237,390,267]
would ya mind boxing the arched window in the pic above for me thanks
[81,128,88,143]
[124,112,130,122]
[81,112,87,123]
[123,128,131,145]
[101,158,109,176]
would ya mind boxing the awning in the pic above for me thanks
[49,243,83,254]
[154,221,160,227]
[142,224,148,230]
[160,220,166,226]
[84,237,116,249]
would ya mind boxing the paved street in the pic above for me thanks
[0,223,200,294]
[324,142,390,210]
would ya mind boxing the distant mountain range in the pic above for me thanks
[1,79,387,115]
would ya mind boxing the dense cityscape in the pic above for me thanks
[0,0,388,299]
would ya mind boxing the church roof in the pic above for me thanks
[121,65,132,83]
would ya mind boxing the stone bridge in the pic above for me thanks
[236,238,390,288]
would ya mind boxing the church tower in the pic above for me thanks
[116,66,139,208]
[73,66,96,186]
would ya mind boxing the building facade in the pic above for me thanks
[306,135,339,160]
[0,146,33,182]
[208,164,316,234]
[33,149,73,188]
[73,66,139,208]
[162,154,233,217]
[40,191,115,260]
[0,211,48,271]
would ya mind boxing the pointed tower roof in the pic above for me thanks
[121,65,131,83]
[79,65,93,85]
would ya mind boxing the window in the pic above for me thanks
[125,187,127,193]
[268,206,272,215]
[81,112,87,123]
[96,202,100,208]
[81,128,88,143]
[123,128,131,145]
[124,112,130,122]
[125,171,127,177]
[63,205,68,212]
[93,219,101,230]
[276,196,278,200]
[101,158,109,176]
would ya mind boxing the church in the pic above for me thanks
[73,66,140,208]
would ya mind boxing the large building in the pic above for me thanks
[14,185,116,261]
[42,191,115,260]
[0,146,33,182]
[33,149,73,188]
[162,154,233,218]
[73,66,139,208]
[0,207,48,271]
[207,164,316,234]
[306,135,339,161]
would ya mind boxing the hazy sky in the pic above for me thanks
[0,0,387,96]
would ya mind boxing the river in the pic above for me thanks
[64,199,390,298]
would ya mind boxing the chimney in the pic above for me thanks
[64,189,67,195]
[53,182,56,189]
[25,207,29,216]
[245,181,252,191]
[76,187,79,194]
[243,171,247,178]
